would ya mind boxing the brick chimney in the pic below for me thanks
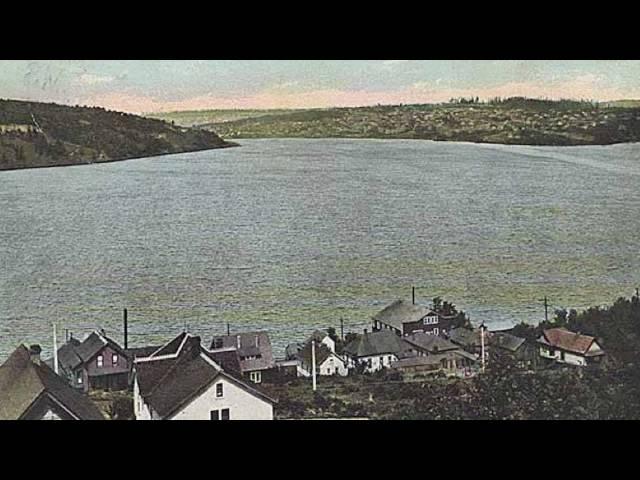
[29,345,42,365]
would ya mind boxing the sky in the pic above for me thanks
[1,60,639,114]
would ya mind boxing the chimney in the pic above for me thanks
[412,286,416,305]
[237,335,241,349]
[364,328,368,335]
[29,345,42,365]
[255,335,259,347]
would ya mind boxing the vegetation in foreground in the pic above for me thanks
[0,99,232,171]
[263,296,640,420]
[160,97,640,146]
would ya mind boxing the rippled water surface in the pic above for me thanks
[1,139,639,360]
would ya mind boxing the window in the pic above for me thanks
[112,354,118,366]
[97,355,103,368]
[211,408,230,420]
[216,383,223,398]
[250,371,262,384]
[433,328,439,336]
[76,371,83,384]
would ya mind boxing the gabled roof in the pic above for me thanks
[391,349,476,370]
[149,332,190,358]
[126,346,162,359]
[309,330,331,343]
[447,327,490,348]
[209,332,275,372]
[492,332,526,352]
[0,345,104,420]
[135,334,275,419]
[404,333,460,354]
[373,300,436,330]
[538,328,603,356]
[344,330,413,358]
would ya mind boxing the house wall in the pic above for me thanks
[318,355,348,376]
[321,337,336,353]
[85,345,130,377]
[539,346,587,366]
[401,317,439,336]
[349,354,398,373]
[170,376,273,420]
[133,376,153,420]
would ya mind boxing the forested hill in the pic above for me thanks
[0,99,233,171]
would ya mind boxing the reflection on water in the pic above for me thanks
[0,139,639,360]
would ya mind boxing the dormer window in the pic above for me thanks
[112,354,119,366]
[97,355,104,368]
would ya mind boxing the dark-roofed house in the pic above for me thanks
[0,344,104,420]
[133,333,275,420]
[403,332,462,357]
[491,332,538,368]
[373,300,442,336]
[537,328,605,366]
[446,327,491,359]
[49,330,131,392]
[391,349,477,378]
[343,330,415,373]
[209,332,275,384]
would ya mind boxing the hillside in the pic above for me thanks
[147,108,304,127]
[0,99,233,171]
[184,98,640,146]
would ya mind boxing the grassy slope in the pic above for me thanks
[0,99,233,171]
[156,100,640,146]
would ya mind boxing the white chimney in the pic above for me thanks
[255,335,259,347]
[237,335,241,349]
[29,345,42,365]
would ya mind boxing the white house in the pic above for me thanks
[133,332,276,420]
[343,330,414,374]
[537,328,605,367]
[298,342,348,377]
[309,330,336,353]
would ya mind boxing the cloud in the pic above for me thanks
[73,73,116,86]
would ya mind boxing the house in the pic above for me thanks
[209,331,275,384]
[372,300,442,336]
[446,326,491,359]
[403,332,462,357]
[48,330,131,392]
[391,350,477,378]
[133,333,276,420]
[343,330,415,373]
[0,344,104,420]
[308,330,337,353]
[298,342,348,377]
[537,328,605,366]
[491,331,537,368]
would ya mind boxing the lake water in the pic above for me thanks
[1,138,639,361]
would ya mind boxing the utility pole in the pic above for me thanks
[52,322,59,375]
[227,322,230,336]
[312,340,317,392]
[539,296,549,323]
[480,323,486,374]
[412,286,416,305]
[340,317,344,342]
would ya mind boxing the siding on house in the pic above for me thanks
[169,375,273,420]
